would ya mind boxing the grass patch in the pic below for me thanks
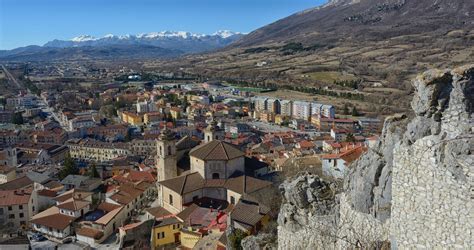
[305,71,358,83]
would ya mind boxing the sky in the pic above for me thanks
[0,0,326,50]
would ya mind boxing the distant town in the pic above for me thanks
[0,62,381,249]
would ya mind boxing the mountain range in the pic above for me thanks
[156,0,473,113]
[0,30,243,61]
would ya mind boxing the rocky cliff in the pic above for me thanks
[277,65,473,249]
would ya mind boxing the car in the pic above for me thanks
[31,233,47,242]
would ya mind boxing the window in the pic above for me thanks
[169,195,173,205]
[212,173,220,179]
[19,205,23,210]
[9,214,14,219]
[157,232,165,239]
[167,146,172,156]
[230,196,236,205]
[19,213,24,218]
[8,206,12,211]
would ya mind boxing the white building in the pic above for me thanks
[280,100,293,117]
[292,101,311,120]
[311,103,335,118]
[253,97,268,112]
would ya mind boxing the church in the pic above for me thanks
[155,121,272,214]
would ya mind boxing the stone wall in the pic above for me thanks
[276,65,473,249]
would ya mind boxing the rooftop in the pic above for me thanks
[189,140,245,161]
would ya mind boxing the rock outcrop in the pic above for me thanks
[277,65,473,249]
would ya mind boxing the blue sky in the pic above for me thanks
[0,0,326,50]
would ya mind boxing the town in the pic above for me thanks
[0,63,381,249]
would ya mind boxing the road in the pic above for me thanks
[1,64,23,89]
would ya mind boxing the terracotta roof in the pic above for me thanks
[0,188,32,206]
[124,170,156,183]
[340,146,367,165]
[95,206,123,225]
[57,199,90,211]
[224,175,272,194]
[159,172,204,195]
[159,172,271,195]
[230,199,269,227]
[54,189,93,203]
[154,217,180,227]
[0,165,14,174]
[76,227,104,239]
[97,202,122,212]
[189,140,245,161]
[30,212,76,230]
[37,189,57,197]
[0,176,33,190]
[120,221,144,231]
[109,183,147,205]
[146,206,173,219]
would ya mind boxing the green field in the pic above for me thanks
[305,71,358,83]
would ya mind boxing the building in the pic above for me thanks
[259,111,275,123]
[280,100,293,117]
[311,103,335,118]
[151,216,182,249]
[170,107,182,120]
[357,118,383,134]
[121,111,143,126]
[87,124,129,141]
[321,145,367,178]
[0,187,37,230]
[312,117,357,132]
[30,189,93,240]
[0,166,16,184]
[253,97,267,112]
[136,100,158,113]
[292,101,311,120]
[68,116,96,131]
[0,147,17,167]
[266,98,280,114]
[158,140,272,214]
[330,129,349,142]
[68,139,132,163]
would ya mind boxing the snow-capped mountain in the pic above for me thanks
[43,30,244,53]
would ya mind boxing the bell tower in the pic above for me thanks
[156,127,177,181]
[204,117,224,143]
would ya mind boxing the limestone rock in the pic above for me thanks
[277,65,473,249]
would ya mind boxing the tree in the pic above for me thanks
[345,133,356,142]
[124,129,132,142]
[228,229,247,250]
[59,154,79,180]
[11,112,24,125]
[351,106,359,116]
[343,104,350,115]
[87,163,100,178]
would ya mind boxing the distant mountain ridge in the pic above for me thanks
[44,30,243,51]
[0,30,244,62]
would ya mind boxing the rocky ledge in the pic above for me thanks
[277,65,473,249]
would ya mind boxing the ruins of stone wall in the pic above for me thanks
[277,65,473,249]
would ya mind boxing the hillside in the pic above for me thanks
[146,0,474,113]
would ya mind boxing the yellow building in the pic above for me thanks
[151,217,182,249]
[275,114,289,125]
[170,107,181,120]
[179,227,202,249]
[259,111,275,123]
[121,111,143,126]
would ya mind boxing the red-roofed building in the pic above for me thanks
[321,145,368,178]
